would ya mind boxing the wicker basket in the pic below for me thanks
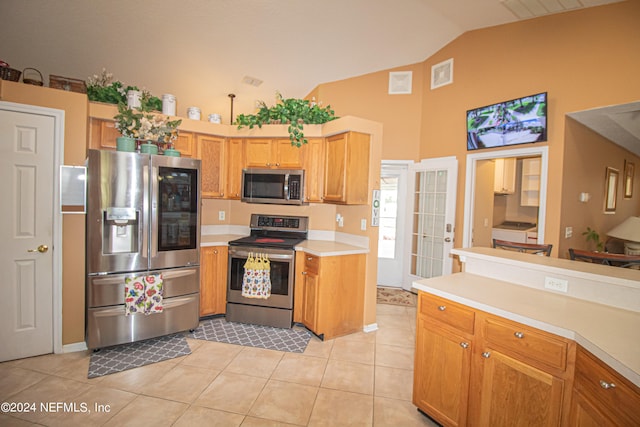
[22,68,43,86]
[49,74,87,93]
[0,66,21,82]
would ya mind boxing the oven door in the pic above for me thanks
[227,246,294,309]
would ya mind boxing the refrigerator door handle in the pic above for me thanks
[150,165,159,259]
[142,164,150,261]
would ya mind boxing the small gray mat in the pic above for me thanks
[190,318,312,353]
[88,333,191,378]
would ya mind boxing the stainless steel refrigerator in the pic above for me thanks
[85,149,201,349]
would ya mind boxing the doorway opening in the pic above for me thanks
[463,146,549,248]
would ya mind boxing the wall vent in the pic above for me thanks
[431,58,453,90]
[388,71,412,95]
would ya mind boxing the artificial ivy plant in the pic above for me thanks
[234,92,337,147]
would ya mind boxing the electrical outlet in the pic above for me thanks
[565,227,573,238]
[218,210,225,221]
[544,277,568,293]
[361,219,367,231]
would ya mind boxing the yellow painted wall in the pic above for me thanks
[313,1,640,257]
[0,80,88,345]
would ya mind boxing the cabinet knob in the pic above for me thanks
[276,163,280,167]
[438,305,446,311]
[514,331,524,339]
[301,271,307,275]
[599,380,616,390]
[307,257,313,261]
[481,351,491,358]
[213,250,218,254]
[460,342,469,349]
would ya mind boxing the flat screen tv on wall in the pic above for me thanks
[467,92,547,151]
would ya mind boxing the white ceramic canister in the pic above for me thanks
[127,90,141,109]
[162,94,176,116]
[187,107,201,120]
[208,113,221,124]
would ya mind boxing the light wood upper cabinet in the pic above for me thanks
[173,131,194,158]
[301,138,324,202]
[199,245,228,317]
[324,131,370,204]
[225,138,244,199]
[197,134,226,198]
[245,138,303,169]
[88,118,119,150]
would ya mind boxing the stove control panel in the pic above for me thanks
[250,214,308,232]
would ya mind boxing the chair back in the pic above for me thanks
[568,248,640,268]
[492,239,552,256]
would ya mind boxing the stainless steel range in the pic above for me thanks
[226,214,308,328]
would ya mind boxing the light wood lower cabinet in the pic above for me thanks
[570,345,640,426]
[414,292,575,427]
[199,245,228,317]
[294,252,365,340]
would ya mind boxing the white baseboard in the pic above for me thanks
[62,341,88,353]
[363,323,378,333]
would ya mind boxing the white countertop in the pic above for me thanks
[200,233,368,256]
[413,249,640,387]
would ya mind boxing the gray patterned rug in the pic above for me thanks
[190,318,312,353]
[87,333,191,378]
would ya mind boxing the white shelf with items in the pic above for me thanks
[521,157,541,206]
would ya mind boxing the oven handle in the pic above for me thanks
[229,248,294,261]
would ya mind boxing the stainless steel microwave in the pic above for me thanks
[241,168,306,205]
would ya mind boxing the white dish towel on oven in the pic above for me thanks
[242,253,272,299]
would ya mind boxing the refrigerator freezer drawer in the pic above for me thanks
[87,266,200,308]
[86,294,199,349]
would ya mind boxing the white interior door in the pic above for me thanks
[377,162,409,289]
[404,157,458,285]
[0,108,55,361]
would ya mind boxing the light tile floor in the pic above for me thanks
[0,304,438,426]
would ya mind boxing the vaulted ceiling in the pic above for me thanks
[0,0,625,120]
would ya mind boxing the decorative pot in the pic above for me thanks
[139,142,158,155]
[116,136,136,152]
[163,148,181,157]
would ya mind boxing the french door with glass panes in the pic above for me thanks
[406,157,457,282]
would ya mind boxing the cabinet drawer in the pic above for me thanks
[304,254,319,275]
[418,293,475,335]
[482,317,568,371]
[574,346,640,426]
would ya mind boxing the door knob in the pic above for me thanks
[28,244,49,253]
[444,237,452,242]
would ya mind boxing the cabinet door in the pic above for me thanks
[323,133,347,202]
[274,138,303,169]
[174,132,194,158]
[89,118,119,150]
[475,348,564,426]
[225,139,244,199]
[301,270,319,333]
[413,317,472,427]
[570,390,618,427]
[197,135,225,198]
[200,246,228,316]
[493,158,516,194]
[245,138,272,168]
[302,138,324,202]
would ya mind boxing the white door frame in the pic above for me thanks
[462,146,549,248]
[377,160,411,289]
[1,101,64,355]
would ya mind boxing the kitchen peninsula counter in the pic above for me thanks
[413,247,640,387]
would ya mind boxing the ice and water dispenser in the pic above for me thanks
[103,207,139,254]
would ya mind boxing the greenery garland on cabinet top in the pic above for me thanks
[86,69,162,111]
[234,92,337,147]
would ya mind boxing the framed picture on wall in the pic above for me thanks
[624,160,635,199]
[604,167,619,213]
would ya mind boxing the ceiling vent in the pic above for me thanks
[431,58,453,90]
[388,71,413,95]
[242,76,263,87]
[501,0,587,19]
